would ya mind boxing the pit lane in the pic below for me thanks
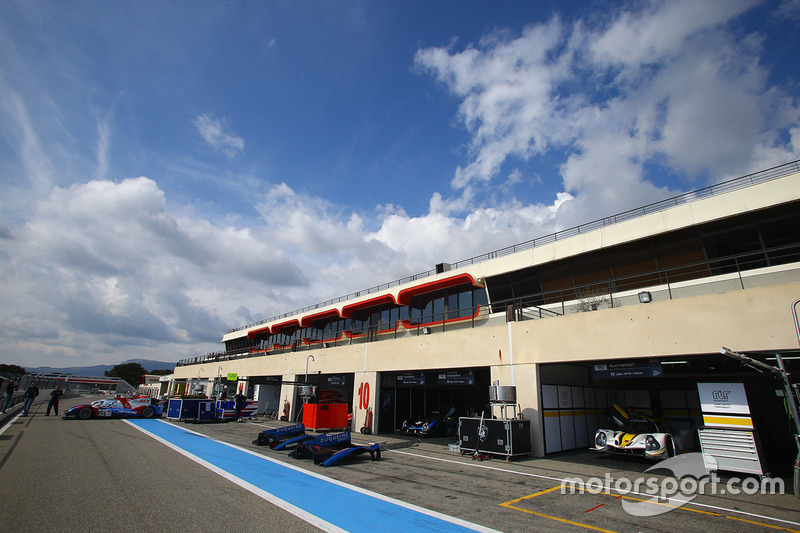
[3,395,799,532]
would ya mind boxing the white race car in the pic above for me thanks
[62,396,162,420]
[592,415,677,460]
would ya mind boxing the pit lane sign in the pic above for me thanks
[592,360,663,379]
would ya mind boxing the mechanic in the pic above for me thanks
[46,385,64,416]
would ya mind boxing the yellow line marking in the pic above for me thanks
[502,484,563,504]
[726,515,800,533]
[501,484,800,533]
[499,485,619,533]
[500,502,619,533]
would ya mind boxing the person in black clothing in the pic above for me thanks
[234,390,246,421]
[46,385,64,416]
[1,378,15,413]
[22,383,39,416]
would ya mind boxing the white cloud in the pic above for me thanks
[2,1,799,369]
[193,113,245,158]
[415,0,800,215]
[0,177,303,366]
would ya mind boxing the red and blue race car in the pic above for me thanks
[62,396,163,420]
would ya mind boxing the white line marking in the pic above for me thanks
[388,449,800,528]
[0,413,22,436]
[127,419,502,533]
[124,419,346,532]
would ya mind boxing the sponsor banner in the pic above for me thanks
[307,431,351,446]
[593,360,663,379]
[270,423,305,435]
[697,382,750,415]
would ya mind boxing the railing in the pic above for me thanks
[177,244,800,367]
[228,160,800,335]
[497,243,800,319]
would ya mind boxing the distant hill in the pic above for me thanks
[27,358,176,377]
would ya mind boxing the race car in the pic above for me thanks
[591,411,677,460]
[399,406,458,437]
[62,396,163,420]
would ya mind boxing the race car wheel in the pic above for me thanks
[141,406,155,418]
[666,439,676,457]
[77,407,93,420]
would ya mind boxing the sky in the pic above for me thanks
[1,0,799,369]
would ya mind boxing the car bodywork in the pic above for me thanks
[289,431,382,467]
[399,406,457,437]
[62,396,163,420]
[591,404,677,460]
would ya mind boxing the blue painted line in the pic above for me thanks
[127,419,497,533]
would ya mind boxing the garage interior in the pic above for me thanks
[378,367,492,433]
[540,352,799,475]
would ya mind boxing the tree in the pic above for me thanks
[105,362,148,385]
[0,364,26,375]
[148,369,173,376]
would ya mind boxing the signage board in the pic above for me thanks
[396,372,425,386]
[438,370,475,386]
[325,374,346,387]
[227,373,238,381]
[697,382,753,428]
[592,360,663,379]
[697,382,750,415]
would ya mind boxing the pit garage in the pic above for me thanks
[540,352,800,476]
[291,373,355,424]
[377,367,492,434]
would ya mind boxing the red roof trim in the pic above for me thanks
[300,309,341,327]
[400,304,482,329]
[340,294,397,318]
[270,319,300,334]
[397,273,478,306]
[246,325,271,340]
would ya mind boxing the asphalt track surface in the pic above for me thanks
[2,395,800,533]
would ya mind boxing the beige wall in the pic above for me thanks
[511,281,800,364]
[175,278,800,456]
[224,172,800,345]
[181,172,800,456]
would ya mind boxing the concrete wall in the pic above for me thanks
[175,278,800,455]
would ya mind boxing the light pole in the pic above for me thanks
[196,368,204,396]
[305,355,315,383]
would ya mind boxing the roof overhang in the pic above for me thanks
[341,294,397,318]
[397,273,478,306]
[300,309,341,327]
[246,325,271,340]
[270,319,300,335]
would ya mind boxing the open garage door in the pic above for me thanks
[378,367,491,434]
[540,353,798,476]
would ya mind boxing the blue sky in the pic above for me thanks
[1,0,799,368]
